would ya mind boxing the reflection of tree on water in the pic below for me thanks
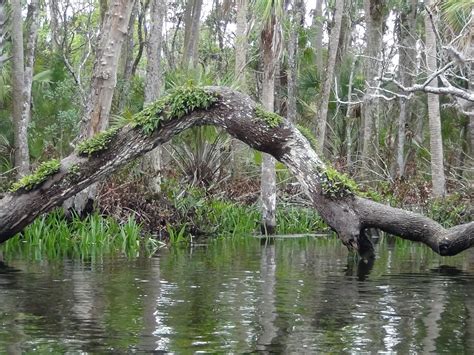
[255,244,278,351]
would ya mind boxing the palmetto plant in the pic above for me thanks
[170,127,232,189]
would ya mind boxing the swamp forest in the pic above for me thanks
[0,0,473,352]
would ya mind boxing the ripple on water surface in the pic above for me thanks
[0,237,473,353]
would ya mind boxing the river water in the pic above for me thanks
[1,236,474,353]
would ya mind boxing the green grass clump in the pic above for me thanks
[77,128,119,156]
[131,84,218,135]
[9,159,61,192]
[1,210,162,260]
[296,124,318,150]
[255,105,283,128]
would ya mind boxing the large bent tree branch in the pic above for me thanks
[0,87,472,257]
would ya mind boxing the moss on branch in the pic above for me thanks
[296,124,317,149]
[77,128,119,156]
[9,159,61,192]
[131,84,218,135]
[254,105,283,128]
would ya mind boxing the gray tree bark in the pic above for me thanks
[234,0,248,91]
[0,0,6,69]
[11,0,29,178]
[260,12,282,234]
[361,0,384,175]
[424,2,446,197]
[1,87,473,258]
[182,0,203,69]
[287,0,303,123]
[311,0,323,77]
[142,0,166,193]
[64,0,134,214]
[316,0,344,153]
[396,0,417,177]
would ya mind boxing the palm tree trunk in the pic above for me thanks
[424,1,446,197]
[287,0,303,123]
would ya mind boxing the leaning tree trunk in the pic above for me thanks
[424,2,446,197]
[316,0,344,153]
[64,0,134,215]
[0,86,472,258]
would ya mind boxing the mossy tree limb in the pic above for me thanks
[0,86,472,257]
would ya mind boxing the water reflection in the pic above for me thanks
[0,237,474,352]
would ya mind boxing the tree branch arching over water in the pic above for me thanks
[0,86,472,257]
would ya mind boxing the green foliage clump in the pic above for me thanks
[131,84,218,135]
[1,210,161,260]
[130,98,166,135]
[426,194,472,228]
[76,128,119,156]
[255,105,283,128]
[296,124,317,149]
[9,159,61,192]
[320,166,359,198]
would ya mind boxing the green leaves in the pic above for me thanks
[9,159,61,192]
[77,128,119,156]
[255,105,283,128]
[131,84,218,135]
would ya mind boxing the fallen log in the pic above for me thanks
[0,86,472,257]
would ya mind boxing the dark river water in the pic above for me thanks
[1,236,474,353]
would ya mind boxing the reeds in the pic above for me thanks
[1,210,163,260]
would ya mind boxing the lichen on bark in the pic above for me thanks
[9,159,61,192]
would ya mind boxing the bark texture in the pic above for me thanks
[396,0,417,177]
[260,9,282,234]
[361,0,384,174]
[424,2,446,197]
[182,0,202,69]
[234,0,248,90]
[11,0,30,177]
[142,0,166,193]
[0,87,472,257]
[316,0,344,152]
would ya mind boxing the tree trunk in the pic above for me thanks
[345,58,356,169]
[182,0,203,69]
[311,0,323,77]
[0,0,6,69]
[260,13,282,234]
[316,0,344,153]
[11,0,29,178]
[1,87,472,257]
[424,2,446,197]
[142,0,166,193]
[117,0,138,113]
[234,0,248,91]
[64,0,134,215]
[287,0,303,123]
[396,0,417,177]
[361,0,384,176]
